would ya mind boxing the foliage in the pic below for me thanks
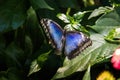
[0,0,120,80]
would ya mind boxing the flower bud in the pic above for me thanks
[111,48,120,70]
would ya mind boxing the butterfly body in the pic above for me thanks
[40,18,92,59]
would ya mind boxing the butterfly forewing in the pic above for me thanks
[64,31,92,59]
[40,19,64,51]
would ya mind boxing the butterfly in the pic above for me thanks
[40,18,92,59]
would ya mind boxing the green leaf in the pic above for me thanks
[92,7,120,35]
[95,7,120,26]
[52,33,119,79]
[28,47,52,75]
[0,68,23,80]
[30,0,53,10]
[7,68,22,80]
[73,11,87,22]
[64,23,81,31]
[57,13,70,23]
[0,77,8,80]
[25,35,33,56]
[105,28,120,43]
[26,7,44,51]
[92,25,120,36]
[82,65,91,80]
[28,60,40,76]
[0,0,28,32]
[88,6,113,19]
[57,11,88,33]
[37,50,51,68]
[5,42,24,68]
[0,71,8,80]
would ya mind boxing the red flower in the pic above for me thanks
[111,48,120,70]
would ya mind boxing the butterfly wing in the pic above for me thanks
[40,18,64,51]
[64,31,92,59]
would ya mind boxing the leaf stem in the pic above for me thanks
[66,8,71,16]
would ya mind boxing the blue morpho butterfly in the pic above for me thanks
[40,18,92,59]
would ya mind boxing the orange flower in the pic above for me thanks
[111,47,120,70]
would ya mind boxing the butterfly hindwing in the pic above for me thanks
[40,19,64,51]
[64,31,92,59]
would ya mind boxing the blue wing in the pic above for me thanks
[64,31,92,59]
[40,19,64,51]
